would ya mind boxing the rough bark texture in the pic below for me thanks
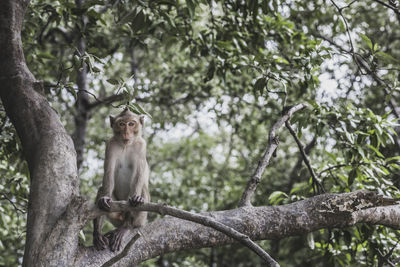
[0,1,79,266]
[74,191,399,266]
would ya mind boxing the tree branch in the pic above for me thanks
[101,232,141,267]
[371,0,400,16]
[0,192,26,213]
[87,93,125,110]
[78,190,399,266]
[329,0,355,53]
[285,135,317,192]
[89,201,279,267]
[238,103,308,207]
[285,121,325,194]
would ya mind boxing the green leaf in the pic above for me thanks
[131,10,145,33]
[82,0,104,8]
[360,33,373,50]
[92,66,101,73]
[130,103,152,118]
[387,156,400,162]
[268,191,288,204]
[107,79,119,85]
[186,0,195,18]
[71,7,87,16]
[376,51,399,63]
[38,52,55,59]
[373,43,379,52]
[343,230,352,246]
[205,60,215,82]
[274,56,289,64]
[366,144,384,158]
[254,77,266,94]
[128,103,140,114]
[348,168,357,186]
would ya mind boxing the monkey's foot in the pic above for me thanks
[93,233,109,250]
[129,195,144,206]
[105,228,128,252]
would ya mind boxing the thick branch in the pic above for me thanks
[89,202,279,267]
[238,103,308,207]
[76,190,399,266]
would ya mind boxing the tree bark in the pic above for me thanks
[73,190,399,266]
[0,1,79,266]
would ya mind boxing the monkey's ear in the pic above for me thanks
[139,115,145,125]
[109,116,115,127]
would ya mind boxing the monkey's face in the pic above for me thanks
[110,109,144,143]
[114,117,140,142]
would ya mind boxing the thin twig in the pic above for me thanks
[86,92,125,109]
[0,193,26,213]
[101,232,141,267]
[285,121,325,194]
[371,0,400,15]
[285,135,317,192]
[329,0,355,53]
[90,202,280,267]
[376,248,396,267]
[318,164,348,176]
[238,103,308,207]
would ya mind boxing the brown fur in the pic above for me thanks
[93,109,150,251]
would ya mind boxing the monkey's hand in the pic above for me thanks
[93,232,109,250]
[129,195,144,206]
[97,197,112,211]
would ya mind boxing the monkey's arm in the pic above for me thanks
[130,160,149,200]
[98,142,117,210]
[129,141,149,206]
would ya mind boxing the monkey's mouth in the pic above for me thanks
[122,133,132,141]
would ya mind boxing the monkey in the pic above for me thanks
[93,108,150,252]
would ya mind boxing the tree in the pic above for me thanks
[0,0,399,266]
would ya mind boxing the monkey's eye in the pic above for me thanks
[128,121,135,127]
[118,122,126,127]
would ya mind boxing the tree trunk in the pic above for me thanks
[0,1,80,265]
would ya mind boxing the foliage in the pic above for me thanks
[0,0,399,266]
[0,111,28,266]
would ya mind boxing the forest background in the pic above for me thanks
[1,0,400,266]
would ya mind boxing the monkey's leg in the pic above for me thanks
[93,215,109,250]
[105,212,130,252]
[132,211,147,227]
